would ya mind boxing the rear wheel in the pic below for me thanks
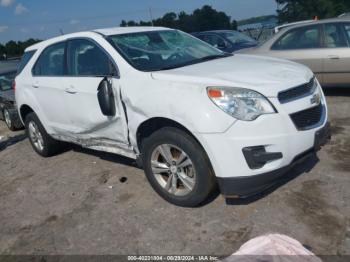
[3,107,23,131]
[142,127,217,207]
[25,112,63,157]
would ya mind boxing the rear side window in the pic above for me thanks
[342,24,350,44]
[17,50,36,74]
[33,42,66,76]
[324,23,348,48]
[272,25,321,50]
[67,39,116,76]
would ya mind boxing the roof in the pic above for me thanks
[26,26,171,51]
[275,17,350,33]
[94,26,170,36]
[192,30,238,35]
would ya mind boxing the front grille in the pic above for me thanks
[290,103,324,130]
[278,77,316,104]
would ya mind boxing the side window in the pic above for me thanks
[200,34,226,48]
[18,50,36,74]
[272,26,321,50]
[33,42,66,76]
[67,39,116,76]
[341,24,350,45]
[324,24,348,48]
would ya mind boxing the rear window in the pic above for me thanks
[17,50,36,74]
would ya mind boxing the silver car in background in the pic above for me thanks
[239,17,350,87]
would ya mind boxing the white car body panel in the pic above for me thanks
[15,27,328,181]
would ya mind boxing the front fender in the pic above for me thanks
[121,78,236,149]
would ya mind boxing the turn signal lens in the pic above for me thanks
[208,89,223,98]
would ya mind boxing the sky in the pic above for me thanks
[0,0,277,44]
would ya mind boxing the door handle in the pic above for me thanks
[328,55,340,60]
[65,87,77,94]
[32,84,39,88]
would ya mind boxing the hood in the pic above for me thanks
[151,54,313,97]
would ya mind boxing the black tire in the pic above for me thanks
[3,107,23,131]
[25,112,63,157]
[141,127,217,207]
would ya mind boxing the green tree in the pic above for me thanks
[1,38,41,58]
[5,41,20,57]
[120,5,237,33]
[0,43,5,60]
[277,0,350,23]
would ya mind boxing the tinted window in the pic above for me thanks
[67,39,115,76]
[33,42,65,76]
[198,34,226,48]
[342,23,350,45]
[324,24,348,48]
[273,25,321,50]
[222,31,257,44]
[17,50,36,74]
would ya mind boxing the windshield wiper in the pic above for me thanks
[157,53,232,71]
[196,53,232,62]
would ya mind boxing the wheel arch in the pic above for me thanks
[19,104,35,123]
[136,117,204,154]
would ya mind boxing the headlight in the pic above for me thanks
[207,87,276,121]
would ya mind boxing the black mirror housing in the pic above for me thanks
[97,77,116,117]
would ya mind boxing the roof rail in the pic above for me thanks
[274,20,314,34]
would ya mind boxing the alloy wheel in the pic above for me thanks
[28,121,44,152]
[4,110,11,128]
[150,144,196,196]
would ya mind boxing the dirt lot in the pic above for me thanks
[0,89,349,256]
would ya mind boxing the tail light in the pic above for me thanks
[12,80,16,91]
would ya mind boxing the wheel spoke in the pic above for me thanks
[151,161,170,174]
[29,123,36,134]
[158,144,174,164]
[164,173,174,191]
[170,174,178,194]
[178,158,192,168]
[177,172,195,191]
[176,151,188,165]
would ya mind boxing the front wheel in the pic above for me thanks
[141,127,217,207]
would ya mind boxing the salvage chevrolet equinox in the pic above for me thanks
[15,27,330,207]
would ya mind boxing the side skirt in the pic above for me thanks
[51,134,137,159]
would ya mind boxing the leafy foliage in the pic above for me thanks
[0,38,41,60]
[276,0,350,23]
[120,5,238,32]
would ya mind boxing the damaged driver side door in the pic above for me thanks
[61,38,132,157]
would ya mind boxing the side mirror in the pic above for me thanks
[97,77,116,117]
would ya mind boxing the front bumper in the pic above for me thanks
[217,123,331,197]
[197,89,329,197]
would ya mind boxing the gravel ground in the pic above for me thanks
[0,89,349,256]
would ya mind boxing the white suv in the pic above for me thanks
[15,27,330,207]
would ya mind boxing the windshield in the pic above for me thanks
[108,30,230,71]
[222,31,257,44]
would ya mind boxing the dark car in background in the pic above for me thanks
[0,69,23,131]
[192,30,258,53]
